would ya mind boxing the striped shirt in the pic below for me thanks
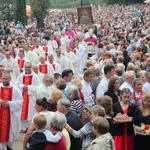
[71,99,82,117]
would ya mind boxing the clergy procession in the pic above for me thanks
[0,3,150,150]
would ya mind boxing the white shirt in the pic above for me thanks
[119,81,134,93]
[142,83,150,92]
[81,79,94,107]
[96,76,109,98]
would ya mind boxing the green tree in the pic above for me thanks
[16,0,26,24]
[0,0,16,20]
[30,0,51,18]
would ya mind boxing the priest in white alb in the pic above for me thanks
[38,56,54,75]
[36,74,55,99]
[0,71,22,150]
[48,54,62,75]
[1,50,20,80]
[15,62,40,131]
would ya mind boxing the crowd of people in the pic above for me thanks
[0,3,150,150]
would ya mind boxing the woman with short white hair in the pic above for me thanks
[68,85,83,117]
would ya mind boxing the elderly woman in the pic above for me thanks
[130,78,144,107]
[68,85,83,117]
[56,78,68,98]
[65,105,105,150]
[104,76,121,104]
[45,112,67,150]
[71,77,84,103]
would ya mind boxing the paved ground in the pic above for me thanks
[13,133,25,150]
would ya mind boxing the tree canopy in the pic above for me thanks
[16,0,26,24]
[0,0,16,20]
[30,0,51,18]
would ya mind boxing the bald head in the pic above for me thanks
[39,56,45,64]
[32,64,39,74]
[125,73,135,84]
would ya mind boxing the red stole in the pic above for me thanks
[17,59,25,69]
[43,47,48,53]
[0,87,12,142]
[43,47,48,61]
[52,64,55,71]
[39,64,48,74]
[32,45,35,50]
[21,75,33,120]
[71,49,76,54]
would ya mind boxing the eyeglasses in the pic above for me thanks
[46,80,53,83]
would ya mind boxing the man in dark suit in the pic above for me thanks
[57,98,82,150]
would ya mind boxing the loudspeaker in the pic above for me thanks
[37,17,44,29]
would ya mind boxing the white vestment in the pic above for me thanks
[33,46,45,57]
[36,83,53,99]
[0,83,22,149]
[1,57,20,80]
[54,55,70,71]
[60,35,70,52]
[38,62,54,75]
[64,51,78,75]
[76,44,86,74]
[42,44,55,56]
[24,50,39,65]
[15,71,40,121]
[50,61,62,74]
[36,72,44,83]
[15,57,29,70]
[48,40,58,49]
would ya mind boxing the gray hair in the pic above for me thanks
[116,51,123,57]
[67,85,80,100]
[117,55,124,63]
[134,53,140,60]
[91,105,105,117]
[109,43,115,49]
[104,59,114,66]
[116,63,125,71]
[51,112,67,131]
[48,53,54,57]
[43,74,54,82]
[127,63,135,70]
[57,98,71,110]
